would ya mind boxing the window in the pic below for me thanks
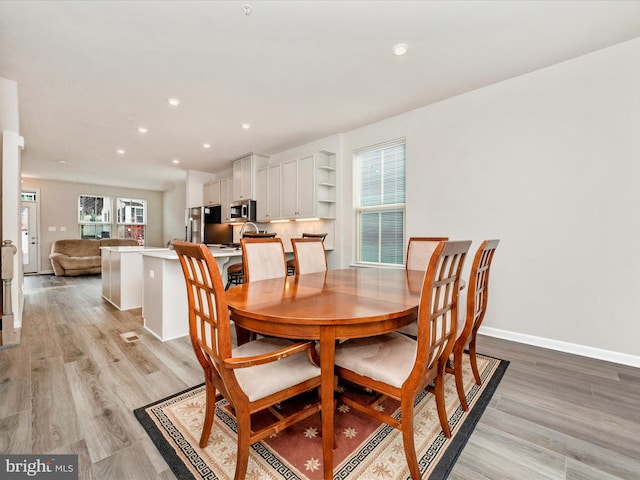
[355,139,406,266]
[117,198,146,245]
[78,195,112,239]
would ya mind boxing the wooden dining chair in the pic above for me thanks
[334,240,471,480]
[241,237,288,282]
[287,232,328,275]
[405,236,449,271]
[291,237,327,275]
[397,236,450,337]
[172,241,322,480]
[448,239,500,411]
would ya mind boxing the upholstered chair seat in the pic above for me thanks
[334,333,416,388]
[233,337,321,401]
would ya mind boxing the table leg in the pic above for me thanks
[319,327,336,480]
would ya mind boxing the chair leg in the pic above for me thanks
[434,371,452,438]
[469,332,481,385]
[234,414,251,480]
[453,346,469,411]
[199,380,216,448]
[400,400,421,480]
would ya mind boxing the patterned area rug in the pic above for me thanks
[135,353,508,480]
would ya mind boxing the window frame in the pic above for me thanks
[116,197,147,225]
[78,194,112,239]
[354,138,407,267]
[116,197,147,246]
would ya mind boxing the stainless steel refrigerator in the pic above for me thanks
[185,206,233,244]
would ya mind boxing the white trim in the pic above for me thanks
[479,326,640,368]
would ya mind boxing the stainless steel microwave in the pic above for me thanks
[229,199,256,222]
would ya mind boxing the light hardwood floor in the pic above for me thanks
[1,274,639,479]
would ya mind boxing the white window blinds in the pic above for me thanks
[355,140,406,265]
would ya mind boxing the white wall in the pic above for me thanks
[1,77,23,328]
[186,170,215,208]
[163,180,187,244]
[334,38,640,365]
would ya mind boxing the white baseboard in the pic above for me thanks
[479,326,640,368]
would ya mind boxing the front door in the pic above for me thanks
[21,201,38,274]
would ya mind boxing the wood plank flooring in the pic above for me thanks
[1,274,639,479]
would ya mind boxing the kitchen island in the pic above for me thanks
[141,246,241,341]
[101,245,169,311]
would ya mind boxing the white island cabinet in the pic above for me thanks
[141,247,242,341]
[101,246,168,311]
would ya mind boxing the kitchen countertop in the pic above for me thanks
[141,245,241,260]
[100,245,168,252]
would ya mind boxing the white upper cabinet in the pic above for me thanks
[220,177,232,222]
[203,181,221,206]
[256,163,282,221]
[282,155,315,219]
[232,154,267,201]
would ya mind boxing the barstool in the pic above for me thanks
[225,262,244,290]
[287,233,328,275]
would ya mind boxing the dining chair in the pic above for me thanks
[291,237,327,275]
[241,237,288,282]
[287,232,328,275]
[405,236,449,271]
[448,239,500,411]
[225,232,277,290]
[334,239,471,480]
[396,236,450,337]
[172,241,322,480]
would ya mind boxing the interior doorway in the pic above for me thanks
[21,196,38,274]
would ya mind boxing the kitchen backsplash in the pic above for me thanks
[233,219,335,252]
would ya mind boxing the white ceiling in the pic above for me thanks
[2,1,639,191]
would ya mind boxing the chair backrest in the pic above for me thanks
[405,236,449,271]
[242,232,277,238]
[461,239,500,341]
[291,238,328,275]
[302,232,328,241]
[241,237,287,282]
[172,241,232,374]
[412,240,471,378]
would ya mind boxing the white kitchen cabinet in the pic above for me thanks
[220,176,232,222]
[255,163,282,221]
[232,154,267,201]
[281,154,316,219]
[203,180,221,206]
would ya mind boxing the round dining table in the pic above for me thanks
[225,267,425,480]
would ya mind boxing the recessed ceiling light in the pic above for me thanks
[168,98,181,106]
[117,149,126,155]
[203,143,211,149]
[172,158,180,164]
[392,43,409,56]
[242,4,252,15]
[137,127,148,134]
[58,159,66,164]
[241,123,251,129]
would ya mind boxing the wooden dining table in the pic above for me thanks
[225,267,425,480]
